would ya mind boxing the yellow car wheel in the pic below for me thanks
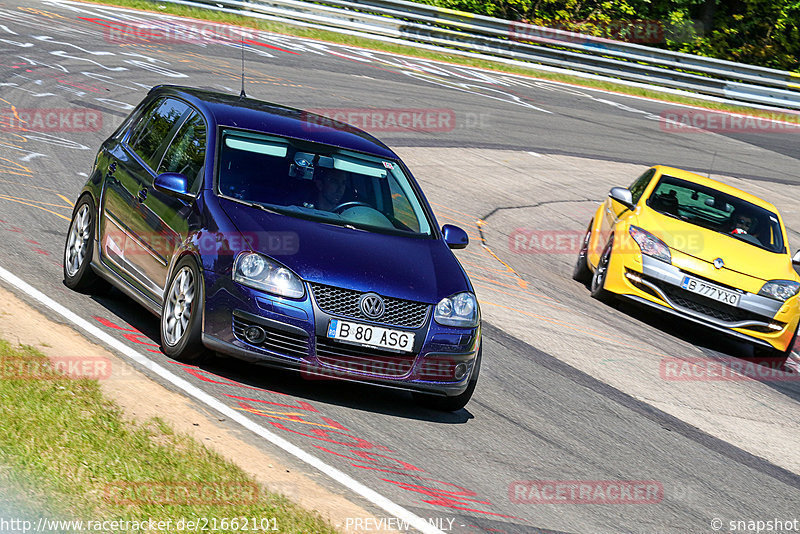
[572,224,592,284]
[590,237,614,303]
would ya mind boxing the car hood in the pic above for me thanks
[637,210,796,282]
[219,198,470,303]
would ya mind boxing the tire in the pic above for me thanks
[160,256,207,362]
[63,195,108,293]
[572,224,593,284]
[413,348,481,412]
[590,236,615,303]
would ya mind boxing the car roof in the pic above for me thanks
[150,85,398,160]
[652,165,780,214]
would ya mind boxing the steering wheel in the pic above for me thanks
[333,201,372,213]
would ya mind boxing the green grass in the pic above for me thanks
[79,0,800,121]
[0,339,340,533]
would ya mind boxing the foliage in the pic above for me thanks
[416,0,800,72]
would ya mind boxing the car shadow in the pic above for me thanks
[86,288,474,423]
[201,356,475,423]
[611,297,800,402]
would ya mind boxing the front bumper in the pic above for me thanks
[201,272,480,397]
[603,252,799,351]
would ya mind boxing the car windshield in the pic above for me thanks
[646,175,785,253]
[216,128,433,236]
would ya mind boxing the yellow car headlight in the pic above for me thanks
[629,225,671,264]
[758,280,800,302]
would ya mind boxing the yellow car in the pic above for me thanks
[573,165,800,365]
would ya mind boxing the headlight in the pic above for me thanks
[629,225,671,263]
[758,280,800,302]
[233,253,305,299]
[434,292,479,328]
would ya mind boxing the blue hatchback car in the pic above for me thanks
[64,86,481,411]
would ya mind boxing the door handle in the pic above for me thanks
[105,161,118,184]
[137,188,147,203]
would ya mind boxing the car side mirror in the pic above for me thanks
[793,250,800,265]
[154,172,193,201]
[442,224,468,249]
[609,187,634,210]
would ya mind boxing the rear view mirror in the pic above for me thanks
[442,224,468,249]
[609,187,634,210]
[793,250,800,265]
[154,172,192,201]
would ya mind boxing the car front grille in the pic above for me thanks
[315,337,415,377]
[310,283,429,328]
[233,317,309,359]
[645,276,768,324]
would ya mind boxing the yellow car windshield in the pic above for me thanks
[646,175,785,254]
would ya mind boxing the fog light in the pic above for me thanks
[625,271,642,283]
[454,362,469,380]
[244,325,266,344]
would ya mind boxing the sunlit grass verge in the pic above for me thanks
[80,0,800,122]
[0,339,339,534]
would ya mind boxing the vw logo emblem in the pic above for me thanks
[713,258,725,269]
[359,293,385,319]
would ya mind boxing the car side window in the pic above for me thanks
[388,174,420,232]
[629,168,656,205]
[128,98,190,171]
[157,111,207,194]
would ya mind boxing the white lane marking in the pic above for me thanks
[0,264,444,534]
[527,151,542,157]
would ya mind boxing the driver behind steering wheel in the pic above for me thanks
[310,168,349,211]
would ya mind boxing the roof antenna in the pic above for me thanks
[239,32,246,98]
[707,150,717,178]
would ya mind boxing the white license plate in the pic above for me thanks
[327,319,415,352]
[680,276,741,306]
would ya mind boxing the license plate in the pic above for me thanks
[680,276,741,306]
[327,319,415,353]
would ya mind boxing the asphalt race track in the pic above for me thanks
[0,1,799,533]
